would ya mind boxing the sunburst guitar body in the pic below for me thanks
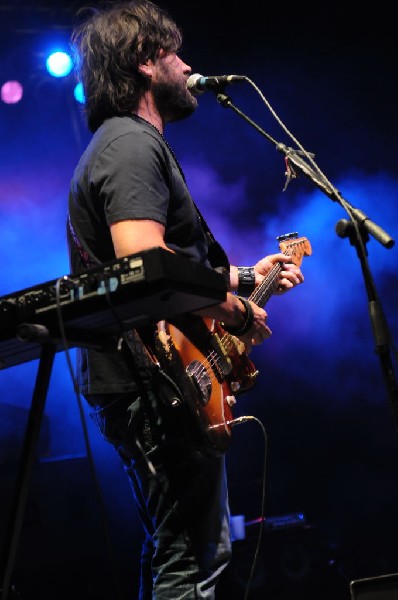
[154,233,312,456]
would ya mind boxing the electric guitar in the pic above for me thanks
[154,233,312,456]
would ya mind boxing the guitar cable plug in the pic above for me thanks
[208,416,256,430]
[228,415,256,427]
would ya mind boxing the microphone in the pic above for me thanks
[187,73,245,95]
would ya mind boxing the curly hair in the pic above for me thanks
[71,0,183,132]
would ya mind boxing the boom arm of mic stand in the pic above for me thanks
[215,90,398,430]
[276,143,395,250]
[215,92,395,249]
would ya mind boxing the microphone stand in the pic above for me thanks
[213,89,398,429]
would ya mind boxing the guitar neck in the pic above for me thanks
[248,262,282,308]
[246,234,311,308]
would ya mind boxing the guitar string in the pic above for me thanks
[249,242,301,305]
[189,243,306,406]
[206,245,302,383]
[193,349,224,388]
[216,244,300,374]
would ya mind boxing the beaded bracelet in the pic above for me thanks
[237,266,255,296]
[223,296,254,336]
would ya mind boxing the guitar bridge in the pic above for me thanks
[186,360,212,406]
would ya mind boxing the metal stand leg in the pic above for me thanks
[0,342,57,600]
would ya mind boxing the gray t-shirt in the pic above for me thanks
[68,115,210,395]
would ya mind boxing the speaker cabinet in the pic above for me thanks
[350,573,398,600]
[217,520,347,600]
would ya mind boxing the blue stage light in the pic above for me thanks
[45,51,73,78]
[74,82,85,104]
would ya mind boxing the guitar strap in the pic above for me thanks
[127,114,231,285]
[134,112,232,289]
[191,202,231,289]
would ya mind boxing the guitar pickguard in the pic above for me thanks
[155,315,234,455]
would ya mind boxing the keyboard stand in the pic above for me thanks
[0,338,57,600]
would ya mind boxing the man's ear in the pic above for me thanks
[138,62,153,78]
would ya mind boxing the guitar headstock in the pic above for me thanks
[277,232,312,266]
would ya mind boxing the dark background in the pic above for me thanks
[0,1,397,598]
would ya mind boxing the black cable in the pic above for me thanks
[231,416,268,600]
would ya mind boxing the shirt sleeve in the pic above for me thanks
[91,129,171,226]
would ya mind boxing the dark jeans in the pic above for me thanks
[87,385,232,599]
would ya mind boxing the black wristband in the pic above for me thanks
[237,266,255,296]
[223,296,254,336]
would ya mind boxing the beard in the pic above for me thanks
[151,79,198,123]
